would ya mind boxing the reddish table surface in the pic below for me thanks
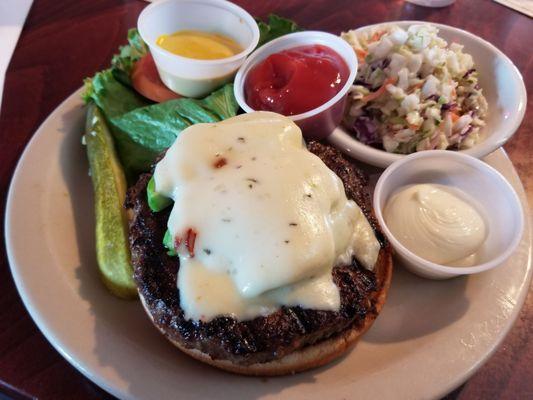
[0,0,531,399]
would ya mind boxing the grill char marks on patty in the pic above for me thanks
[126,141,390,366]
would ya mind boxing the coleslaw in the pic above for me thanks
[341,24,488,153]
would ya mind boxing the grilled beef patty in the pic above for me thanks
[126,141,389,365]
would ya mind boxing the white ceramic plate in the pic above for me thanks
[5,89,532,400]
[329,21,528,168]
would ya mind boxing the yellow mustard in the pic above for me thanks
[156,30,243,60]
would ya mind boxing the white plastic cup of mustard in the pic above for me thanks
[138,0,259,98]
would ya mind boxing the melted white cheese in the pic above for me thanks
[384,184,487,266]
[154,112,380,322]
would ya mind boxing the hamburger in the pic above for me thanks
[125,112,392,376]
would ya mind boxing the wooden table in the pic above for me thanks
[0,0,531,398]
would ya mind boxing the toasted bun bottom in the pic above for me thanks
[138,249,392,376]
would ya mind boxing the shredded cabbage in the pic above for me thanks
[341,24,488,153]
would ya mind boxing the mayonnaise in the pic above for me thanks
[384,184,487,266]
[153,112,380,322]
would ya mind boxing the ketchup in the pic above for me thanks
[244,44,349,116]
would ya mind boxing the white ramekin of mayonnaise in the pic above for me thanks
[373,151,524,279]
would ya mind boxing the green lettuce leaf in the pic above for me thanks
[110,98,191,176]
[82,69,148,117]
[111,84,238,153]
[200,83,239,119]
[82,70,154,177]
[257,14,300,47]
[84,68,239,179]
[111,28,149,86]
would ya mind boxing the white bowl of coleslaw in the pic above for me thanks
[329,21,527,168]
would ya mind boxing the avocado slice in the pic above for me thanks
[147,176,172,212]
[163,229,178,257]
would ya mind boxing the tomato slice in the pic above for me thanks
[131,53,181,103]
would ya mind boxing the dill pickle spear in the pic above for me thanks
[84,104,137,299]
